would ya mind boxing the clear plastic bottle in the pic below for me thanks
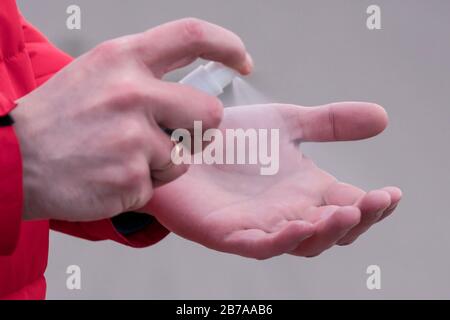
[180,61,237,96]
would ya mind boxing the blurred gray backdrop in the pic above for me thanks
[17,0,450,299]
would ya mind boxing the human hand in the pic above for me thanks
[144,102,402,259]
[11,18,253,221]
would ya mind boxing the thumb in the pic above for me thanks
[282,102,388,142]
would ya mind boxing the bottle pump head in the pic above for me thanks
[179,61,238,96]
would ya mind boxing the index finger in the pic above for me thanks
[131,18,253,77]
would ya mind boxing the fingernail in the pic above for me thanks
[241,52,254,75]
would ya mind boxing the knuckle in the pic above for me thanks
[120,166,153,210]
[134,184,153,208]
[90,37,134,63]
[122,162,149,190]
[92,40,124,59]
[118,120,147,148]
[180,18,206,45]
[108,80,145,107]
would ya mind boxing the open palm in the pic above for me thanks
[144,102,401,259]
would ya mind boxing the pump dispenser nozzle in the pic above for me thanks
[179,61,238,96]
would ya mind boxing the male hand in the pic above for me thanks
[145,102,402,259]
[11,18,253,221]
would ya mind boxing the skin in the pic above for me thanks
[144,103,402,259]
[10,17,400,260]
[11,18,253,222]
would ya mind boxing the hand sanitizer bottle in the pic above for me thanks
[180,61,238,96]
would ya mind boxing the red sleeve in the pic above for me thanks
[0,97,22,255]
[50,218,169,248]
[21,17,170,247]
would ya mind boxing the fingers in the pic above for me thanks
[281,102,388,142]
[149,81,224,131]
[378,186,402,221]
[150,129,189,186]
[323,184,402,247]
[145,81,227,184]
[291,206,360,257]
[337,190,391,245]
[224,221,315,260]
[323,182,365,206]
[218,186,400,259]
[132,18,253,77]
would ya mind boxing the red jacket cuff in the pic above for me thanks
[83,218,170,248]
[0,95,23,255]
[51,217,170,248]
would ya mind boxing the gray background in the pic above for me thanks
[17,0,450,299]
